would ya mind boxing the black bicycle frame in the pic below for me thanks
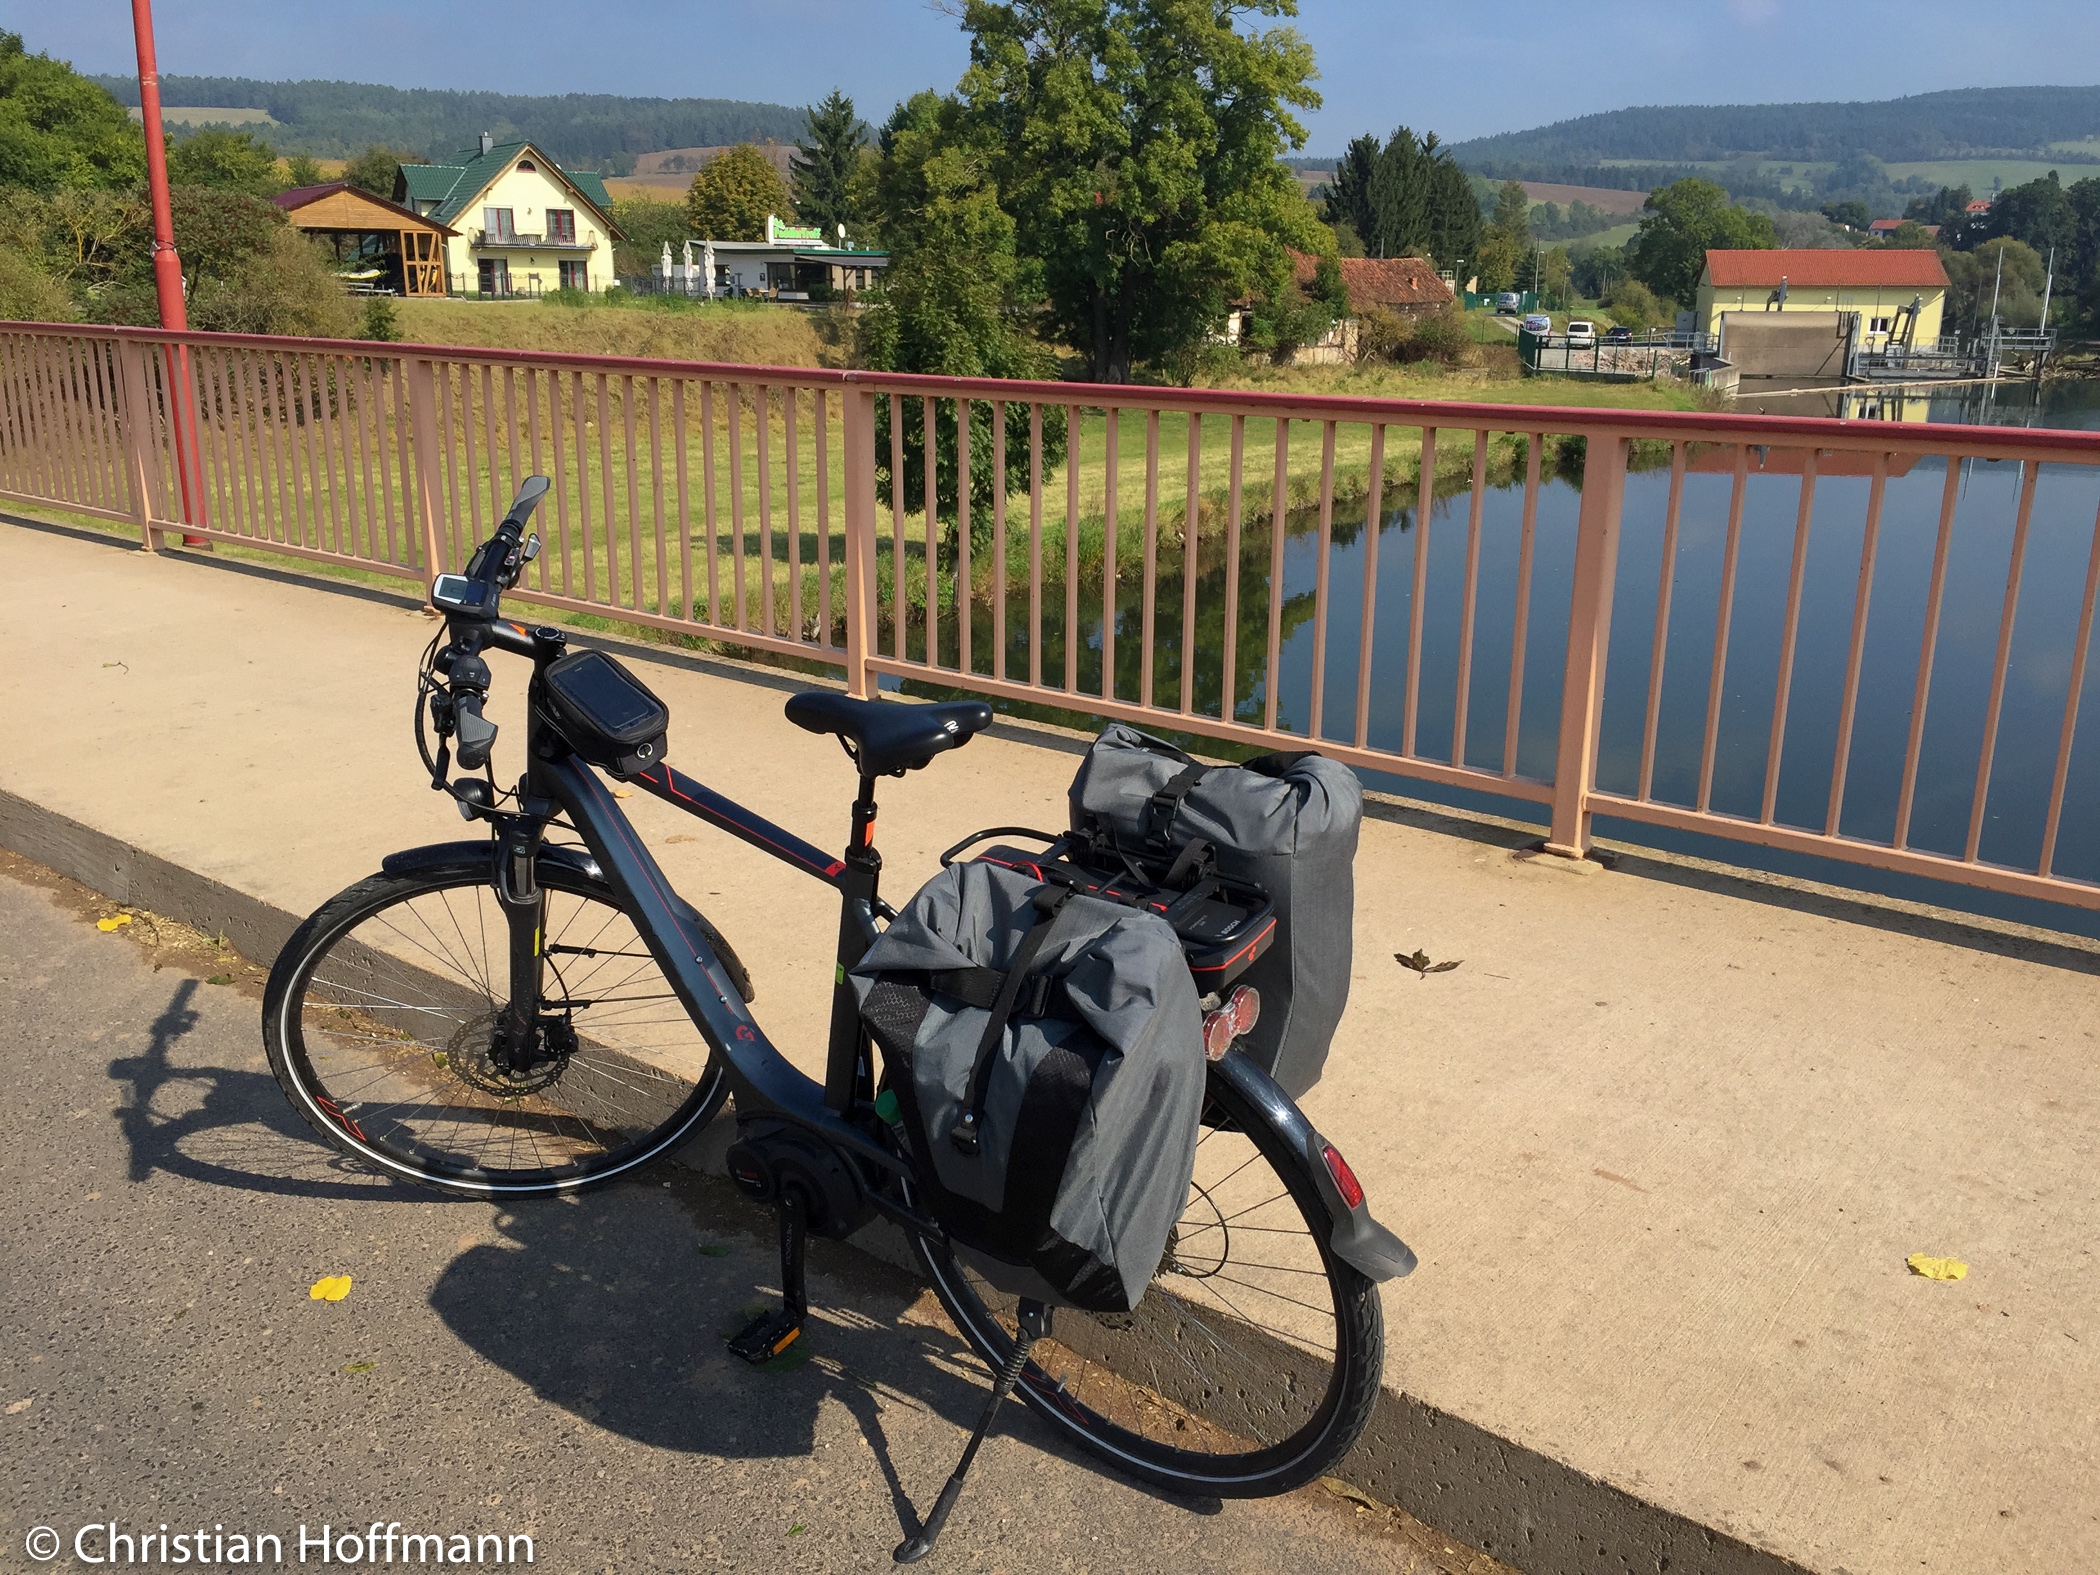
[463,721,1413,1283]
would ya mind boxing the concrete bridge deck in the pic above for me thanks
[2,514,2094,1575]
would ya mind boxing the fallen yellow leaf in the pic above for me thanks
[1906,1254,1968,1281]
[96,914,132,932]
[309,1275,354,1302]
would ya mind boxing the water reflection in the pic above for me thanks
[903,383,2100,932]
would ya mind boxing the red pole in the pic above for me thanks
[130,0,208,544]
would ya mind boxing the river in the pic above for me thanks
[909,382,2100,936]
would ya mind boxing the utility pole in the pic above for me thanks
[130,0,207,542]
[2037,246,2055,381]
[1985,246,2004,380]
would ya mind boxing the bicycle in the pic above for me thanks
[263,478,1416,1560]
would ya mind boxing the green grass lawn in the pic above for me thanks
[102,335,1708,669]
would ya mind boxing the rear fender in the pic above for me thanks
[1209,1048,1417,1283]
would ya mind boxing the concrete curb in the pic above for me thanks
[0,795,1803,1575]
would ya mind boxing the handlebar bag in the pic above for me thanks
[1067,724,1362,1097]
[537,649,670,780]
[853,860,1204,1313]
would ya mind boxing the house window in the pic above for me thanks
[1870,317,1893,335]
[483,207,516,241]
[559,260,588,291]
[516,160,537,173]
[548,209,576,244]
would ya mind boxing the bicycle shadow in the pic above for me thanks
[105,977,440,1203]
[425,1179,1224,1529]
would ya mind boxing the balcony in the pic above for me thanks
[470,228,596,251]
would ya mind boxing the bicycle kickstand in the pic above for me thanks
[893,1299,1049,1564]
[728,1188,808,1365]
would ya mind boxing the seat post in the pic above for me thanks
[821,772,883,1114]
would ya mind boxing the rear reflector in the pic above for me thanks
[1321,1142,1364,1210]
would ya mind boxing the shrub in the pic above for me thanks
[1356,305,1413,362]
[357,295,399,342]
[1396,305,1469,368]
[0,248,74,322]
[189,229,357,338]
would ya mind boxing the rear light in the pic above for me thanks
[1200,986,1262,1061]
[1321,1142,1365,1210]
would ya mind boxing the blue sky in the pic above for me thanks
[16,0,2100,152]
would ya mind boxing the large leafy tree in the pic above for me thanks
[790,90,864,240]
[342,144,428,200]
[166,128,281,195]
[956,0,1323,383]
[862,91,1066,524]
[1629,177,1776,305]
[685,143,792,241]
[0,31,145,191]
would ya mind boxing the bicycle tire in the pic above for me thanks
[914,1060,1384,1497]
[264,856,726,1195]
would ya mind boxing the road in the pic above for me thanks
[0,854,1495,1575]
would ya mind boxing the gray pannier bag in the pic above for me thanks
[1068,724,1363,1097]
[852,859,1205,1313]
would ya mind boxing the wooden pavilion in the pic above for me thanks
[272,183,456,297]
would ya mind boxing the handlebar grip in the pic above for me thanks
[453,691,499,771]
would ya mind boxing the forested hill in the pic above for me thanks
[1451,86,2100,168]
[87,75,806,169]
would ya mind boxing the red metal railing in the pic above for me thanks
[5,321,2100,915]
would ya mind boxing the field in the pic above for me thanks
[1884,158,2096,191]
[108,297,1703,669]
[1517,182,1648,214]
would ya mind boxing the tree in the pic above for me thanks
[610,196,690,276]
[1601,277,1665,331]
[955,0,1324,383]
[1472,227,1522,293]
[166,128,282,195]
[1323,125,1475,270]
[685,143,792,241]
[188,225,356,338]
[0,31,144,191]
[1819,199,1871,232]
[1980,171,2077,263]
[1943,237,2047,335]
[1538,244,1572,308]
[0,247,74,321]
[1491,177,1529,238]
[284,153,325,188]
[342,144,426,199]
[1629,178,1775,305]
[862,93,1065,521]
[790,90,864,239]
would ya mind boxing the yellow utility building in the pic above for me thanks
[1696,249,1949,352]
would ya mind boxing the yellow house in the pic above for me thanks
[397,135,620,297]
[1696,249,1949,351]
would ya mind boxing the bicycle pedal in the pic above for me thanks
[727,1309,805,1365]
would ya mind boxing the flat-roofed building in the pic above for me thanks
[1696,248,1949,352]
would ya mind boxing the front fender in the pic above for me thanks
[1209,1049,1417,1283]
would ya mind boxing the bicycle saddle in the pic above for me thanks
[784,692,994,777]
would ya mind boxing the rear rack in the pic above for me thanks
[940,827,1278,991]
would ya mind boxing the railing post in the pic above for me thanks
[1543,434,1629,860]
[114,339,165,553]
[404,357,447,588]
[841,385,878,698]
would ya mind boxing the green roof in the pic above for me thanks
[399,140,618,236]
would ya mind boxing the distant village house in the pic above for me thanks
[395,135,621,296]
[1696,248,1949,353]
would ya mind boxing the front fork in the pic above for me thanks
[493,812,550,1071]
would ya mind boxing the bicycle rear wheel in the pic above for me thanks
[263,856,724,1195]
[915,1059,1384,1497]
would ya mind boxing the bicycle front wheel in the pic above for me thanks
[263,856,725,1195]
[916,1059,1385,1498]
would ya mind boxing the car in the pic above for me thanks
[1520,312,1552,336]
[1494,291,1522,313]
[1565,319,1597,348]
[1604,325,1635,344]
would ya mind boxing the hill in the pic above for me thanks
[86,74,806,170]
[1451,85,2100,171]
